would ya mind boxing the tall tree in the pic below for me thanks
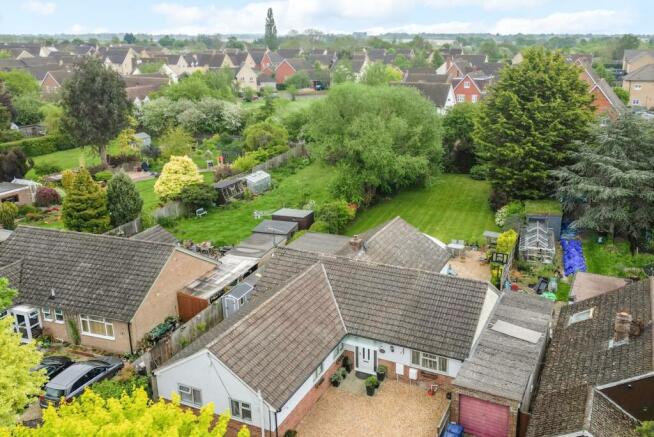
[474,47,594,200]
[60,57,131,167]
[0,277,47,427]
[7,387,250,436]
[442,103,479,173]
[107,172,143,227]
[360,62,402,86]
[554,112,654,252]
[62,168,111,233]
[123,32,136,44]
[264,8,278,50]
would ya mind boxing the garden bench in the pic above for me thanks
[195,208,207,218]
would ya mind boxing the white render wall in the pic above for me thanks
[154,351,275,431]
[343,334,462,379]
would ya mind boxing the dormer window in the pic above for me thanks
[568,308,594,325]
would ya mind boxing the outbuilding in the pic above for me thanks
[244,170,271,195]
[272,208,315,230]
[252,219,298,242]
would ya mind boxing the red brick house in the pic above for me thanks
[452,72,490,103]
[274,58,303,85]
[577,62,625,118]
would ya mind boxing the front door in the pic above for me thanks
[355,346,376,374]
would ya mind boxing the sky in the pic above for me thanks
[1,0,652,36]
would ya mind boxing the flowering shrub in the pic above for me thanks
[34,187,61,207]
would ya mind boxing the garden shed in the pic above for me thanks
[222,282,254,319]
[525,200,562,240]
[519,222,555,264]
[244,170,271,195]
[272,208,315,230]
[134,132,152,147]
[213,177,246,203]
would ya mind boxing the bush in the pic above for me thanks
[309,220,329,233]
[154,156,203,202]
[93,171,113,183]
[179,183,216,212]
[495,201,525,229]
[91,375,150,400]
[231,153,259,173]
[0,202,18,229]
[61,169,76,191]
[141,144,161,159]
[35,187,61,207]
[243,120,289,152]
[0,147,32,181]
[317,200,356,234]
[496,229,518,256]
[0,134,72,157]
[107,154,140,167]
[469,164,488,180]
[32,162,62,177]
[213,164,234,181]
[0,130,23,143]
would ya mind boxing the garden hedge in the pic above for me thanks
[0,134,75,157]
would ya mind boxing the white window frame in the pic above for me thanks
[632,99,640,105]
[314,361,324,381]
[42,307,53,322]
[634,84,642,90]
[568,308,594,325]
[472,95,478,103]
[456,94,465,103]
[178,384,202,407]
[230,399,252,422]
[79,314,115,339]
[464,80,470,88]
[332,342,344,359]
[54,308,64,324]
[411,350,448,374]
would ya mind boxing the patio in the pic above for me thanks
[448,249,491,282]
[295,376,450,437]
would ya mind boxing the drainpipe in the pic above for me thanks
[127,322,134,355]
[274,411,279,437]
[258,390,265,437]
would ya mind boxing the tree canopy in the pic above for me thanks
[264,8,278,50]
[243,120,288,151]
[308,83,442,205]
[442,103,479,173]
[474,47,594,200]
[154,156,203,202]
[159,126,193,159]
[107,172,143,227]
[360,62,402,86]
[554,112,654,252]
[0,70,40,98]
[62,168,111,233]
[60,57,131,167]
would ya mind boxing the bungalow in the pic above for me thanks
[527,279,654,436]
[153,219,522,435]
[40,70,73,96]
[392,82,455,114]
[1,227,216,354]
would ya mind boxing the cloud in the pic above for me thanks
[491,10,630,34]
[69,24,85,34]
[365,21,476,35]
[424,0,545,11]
[22,0,56,15]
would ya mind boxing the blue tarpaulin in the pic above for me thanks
[561,238,587,276]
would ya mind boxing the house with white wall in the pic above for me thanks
[154,218,502,435]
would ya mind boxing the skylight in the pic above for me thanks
[568,308,594,325]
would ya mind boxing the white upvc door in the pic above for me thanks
[356,346,376,374]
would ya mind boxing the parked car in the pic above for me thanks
[32,356,73,382]
[40,356,123,408]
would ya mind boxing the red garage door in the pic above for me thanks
[460,395,510,437]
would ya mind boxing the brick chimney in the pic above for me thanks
[349,235,363,252]
[614,311,633,343]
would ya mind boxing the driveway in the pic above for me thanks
[295,378,450,437]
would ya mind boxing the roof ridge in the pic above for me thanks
[362,216,401,244]
[15,225,176,248]
[205,261,324,351]
[320,263,346,332]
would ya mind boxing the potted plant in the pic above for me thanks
[330,372,342,387]
[339,367,347,380]
[342,355,352,373]
[376,364,387,382]
[365,376,377,396]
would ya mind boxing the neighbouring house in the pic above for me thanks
[235,64,259,90]
[452,72,493,103]
[154,240,502,436]
[565,53,593,66]
[230,52,255,69]
[571,60,626,118]
[0,182,34,205]
[40,69,73,96]
[569,272,629,302]
[403,68,449,84]
[257,73,276,90]
[130,224,178,245]
[277,48,302,59]
[1,227,216,353]
[511,52,524,65]
[365,48,386,63]
[260,51,283,72]
[392,82,455,114]
[274,58,306,85]
[527,279,653,437]
[623,49,654,74]
[248,49,267,70]
[623,64,654,109]
[196,53,233,70]
[450,292,553,437]
[122,74,169,106]
[100,47,136,76]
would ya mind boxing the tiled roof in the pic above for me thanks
[624,64,654,82]
[277,48,301,59]
[393,82,452,108]
[337,217,451,273]
[454,293,553,401]
[130,225,178,245]
[287,232,351,255]
[0,226,176,321]
[527,279,653,436]
[623,49,654,64]
[404,72,448,83]
[207,263,346,409]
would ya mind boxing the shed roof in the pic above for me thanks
[454,293,553,401]
[252,220,298,236]
[244,170,270,183]
[0,182,29,194]
[272,208,313,218]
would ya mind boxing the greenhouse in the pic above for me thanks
[244,170,272,195]
[519,221,555,264]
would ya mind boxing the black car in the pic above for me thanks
[40,356,123,408]
[32,356,73,381]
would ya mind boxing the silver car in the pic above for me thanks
[40,356,123,408]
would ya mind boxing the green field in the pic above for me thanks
[583,236,654,277]
[346,174,499,244]
[164,160,337,245]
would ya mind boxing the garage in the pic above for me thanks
[459,395,510,437]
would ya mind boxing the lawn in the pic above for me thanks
[583,235,654,277]
[26,143,122,179]
[135,172,213,213]
[345,174,499,244]
[163,160,337,245]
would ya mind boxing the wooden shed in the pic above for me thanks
[271,208,315,230]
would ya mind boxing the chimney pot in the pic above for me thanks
[614,311,632,342]
[349,235,363,252]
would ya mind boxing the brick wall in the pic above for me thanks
[450,386,520,437]
[588,391,639,437]
[277,358,342,435]
[377,356,454,391]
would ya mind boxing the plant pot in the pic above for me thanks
[344,364,352,373]
[375,380,380,389]
[376,371,386,382]
[331,380,340,387]
[366,385,375,396]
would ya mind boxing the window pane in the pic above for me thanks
[89,320,106,335]
[231,400,240,417]
[411,350,420,365]
[192,389,202,405]
[105,323,114,337]
[81,319,89,332]
[242,403,252,421]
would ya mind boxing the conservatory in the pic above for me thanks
[519,221,556,264]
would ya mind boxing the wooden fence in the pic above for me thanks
[152,201,187,220]
[177,292,208,322]
[104,217,142,238]
[138,298,224,371]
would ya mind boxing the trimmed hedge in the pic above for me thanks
[0,135,75,157]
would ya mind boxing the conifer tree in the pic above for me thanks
[107,171,143,227]
[62,168,111,233]
[264,8,278,50]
